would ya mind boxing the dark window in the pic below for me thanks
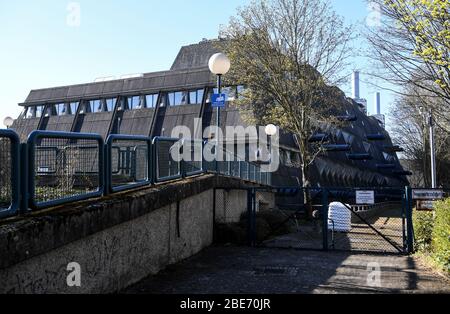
[80,101,92,114]
[56,103,65,115]
[106,98,116,112]
[174,92,183,106]
[189,89,204,105]
[89,100,102,113]
[70,102,79,115]
[25,107,34,119]
[35,106,44,118]
[145,94,158,108]
[167,92,174,106]
[181,91,188,105]
[127,96,140,110]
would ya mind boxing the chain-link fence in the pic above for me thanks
[329,200,406,254]
[0,130,20,217]
[1,130,273,218]
[28,132,104,209]
[107,135,151,192]
[153,137,182,182]
[0,135,12,210]
[184,139,203,176]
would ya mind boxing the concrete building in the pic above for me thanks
[10,40,409,189]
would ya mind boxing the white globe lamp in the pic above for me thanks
[265,124,278,137]
[208,53,231,75]
[3,116,13,129]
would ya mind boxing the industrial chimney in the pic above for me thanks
[352,71,360,100]
[372,92,385,129]
[352,71,367,115]
[375,92,381,115]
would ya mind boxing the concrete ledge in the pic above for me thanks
[0,174,263,270]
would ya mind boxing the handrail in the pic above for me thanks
[0,130,273,218]
[106,134,152,193]
[0,129,20,218]
[27,130,105,210]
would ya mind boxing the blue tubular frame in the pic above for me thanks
[153,137,182,183]
[27,131,105,210]
[106,134,152,193]
[0,130,274,219]
[184,139,205,177]
[0,130,20,219]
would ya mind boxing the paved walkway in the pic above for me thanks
[124,246,449,294]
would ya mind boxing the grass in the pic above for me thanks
[413,199,450,277]
[415,251,450,280]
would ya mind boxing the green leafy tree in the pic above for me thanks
[367,0,450,122]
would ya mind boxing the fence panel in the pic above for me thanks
[153,137,182,183]
[0,130,20,218]
[184,139,204,176]
[107,135,151,193]
[27,131,104,209]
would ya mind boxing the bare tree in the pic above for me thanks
[390,84,450,187]
[219,0,355,196]
[366,0,450,126]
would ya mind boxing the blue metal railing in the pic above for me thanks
[27,131,105,210]
[0,130,273,218]
[153,137,183,183]
[106,134,152,193]
[0,130,20,218]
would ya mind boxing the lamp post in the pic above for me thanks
[428,110,437,189]
[265,124,277,159]
[208,53,231,169]
[420,107,437,188]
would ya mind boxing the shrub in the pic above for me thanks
[432,199,450,274]
[413,210,434,252]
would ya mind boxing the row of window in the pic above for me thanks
[23,86,246,119]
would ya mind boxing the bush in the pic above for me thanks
[413,210,434,252]
[432,199,450,274]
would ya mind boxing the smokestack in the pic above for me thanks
[375,92,381,115]
[352,71,360,99]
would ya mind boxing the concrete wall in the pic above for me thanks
[0,175,274,294]
[0,190,213,294]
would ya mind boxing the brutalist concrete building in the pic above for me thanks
[10,40,409,189]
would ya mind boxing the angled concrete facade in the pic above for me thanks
[11,39,409,189]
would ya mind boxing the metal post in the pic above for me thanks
[247,188,256,247]
[215,75,222,173]
[322,188,329,251]
[19,143,29,213]
[405,186,414,254]
[429,111,437,188]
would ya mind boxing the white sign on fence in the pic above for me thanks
[356,191,375,205]
[412,189,444,200]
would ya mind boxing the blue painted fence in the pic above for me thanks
[0,130,271,218]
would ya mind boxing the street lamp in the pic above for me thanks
[428,110,437,188]
[208,53,231,169]
[3,117,13,129]
[209,53,231,127]
[265,124,277,137]
[266,123,277,157]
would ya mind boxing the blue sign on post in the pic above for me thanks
[211,93,226,108]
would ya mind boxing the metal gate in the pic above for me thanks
[249,187,414,255]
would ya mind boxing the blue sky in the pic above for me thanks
[0,0,395,127]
